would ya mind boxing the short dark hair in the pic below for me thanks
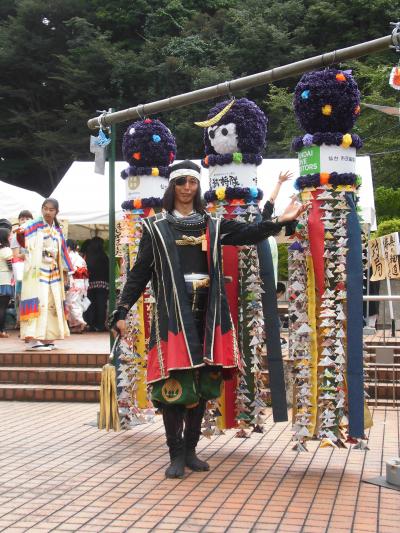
[162,180,205,213]
[42,198,59,211]
[0,228,10,248]
[18,210,33,220]
[0,219,12,231]
[66,239,77,251]
[276,282,286,295]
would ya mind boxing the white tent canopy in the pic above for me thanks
[52,162,127,225]
[51,162,127,239]
[0,180,45,223]
[53,156,376,239]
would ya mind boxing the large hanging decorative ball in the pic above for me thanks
[122,119,177,168]
[293,69,361,133]
[203,98,267,156]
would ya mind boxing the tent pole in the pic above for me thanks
[87,30,400,129]
[108,109,116,349]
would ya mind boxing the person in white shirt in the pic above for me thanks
[65,240,89,333]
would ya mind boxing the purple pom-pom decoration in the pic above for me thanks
[121,197,163,210]
[122,119,177,169]
[293,69,361,134]
[203,98,267,156]
[302,133,314,147]
[291,132,363,152]
[201,153,263,168]
[204,186,264,203]
[294,172,358,190]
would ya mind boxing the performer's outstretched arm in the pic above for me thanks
[220,217,283,245]
[221,199,305,246]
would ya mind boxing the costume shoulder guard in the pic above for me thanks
[144,212,165,227]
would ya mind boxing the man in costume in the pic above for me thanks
[114,160,303,479]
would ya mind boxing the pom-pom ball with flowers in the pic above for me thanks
[294,69,361,134]
[121,118,176,177]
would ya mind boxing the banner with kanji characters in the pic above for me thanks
[369,233,400,280]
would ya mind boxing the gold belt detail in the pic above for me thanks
[192,278,210,290]
[176,234,205,246]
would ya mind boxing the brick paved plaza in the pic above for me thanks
[0,402,399,532]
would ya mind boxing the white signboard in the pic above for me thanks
[208,162,258,189]
[299,145,356,175]
[125,174,168,200]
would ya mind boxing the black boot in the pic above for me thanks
[162,405,186,479]
[184,400,210,471]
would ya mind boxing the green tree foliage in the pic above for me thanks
[0,0,398,194]
[350,60,400,190]
[375,218,400,237]
[277,243,289,280]
[374,187,400,222]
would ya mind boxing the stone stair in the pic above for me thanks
[0,351,107,402]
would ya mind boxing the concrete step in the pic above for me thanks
[0,352,108,368]
[0,367,102,386]
[0,383,99,402]
[364,340,400,349]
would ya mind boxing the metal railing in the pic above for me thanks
[363,294,400,343]
[363,295,400,408]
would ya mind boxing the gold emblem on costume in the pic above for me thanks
[161,378,183,402]
[128,175,140,190]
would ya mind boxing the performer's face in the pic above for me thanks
[174,176,199,206]
[42,203,58,224]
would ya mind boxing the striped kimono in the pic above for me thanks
[20,218,73,341]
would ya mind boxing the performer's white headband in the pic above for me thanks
[169,169,200,182]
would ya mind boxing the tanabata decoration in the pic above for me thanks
[289,69,371,450]
[196,98,288,436]
[115,119,177,428]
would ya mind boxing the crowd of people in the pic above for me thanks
[0,199,109,350]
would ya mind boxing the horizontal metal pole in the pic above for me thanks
[363,295,400,301]
[366,346,400,350]
[88,32,400,129]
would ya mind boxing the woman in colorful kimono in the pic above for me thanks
[20,198,73,351]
